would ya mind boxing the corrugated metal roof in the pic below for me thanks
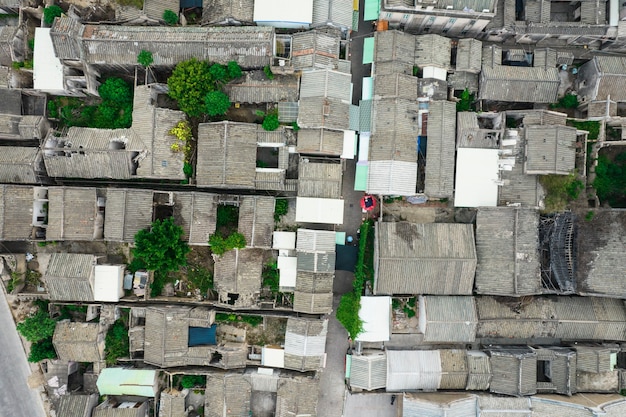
[96,368,157,397]
[349,353,388,390]
[422,296,478,343]
[297,228,336,252]
[375,222,477,295]
[94,404,147,417]
[479,66,560,103]
[386,350,442,391]
[284,318,327,371]
[291,29,341,71]
[300,70,352,100]
[311,0,353,28]
[424,100,456,199]
[475,207,542,296]
[298,158,342,199]
[367,160,418,195]
[524,125,577,175]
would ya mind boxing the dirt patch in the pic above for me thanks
[382,200,453,223]
[246,316,287,346]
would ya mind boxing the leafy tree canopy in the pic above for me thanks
[28,338,57,363]
[262,114,280,131]
[105,318,129,365]
[43,5,63,25]
[137,50,154,67]
[209,63,228,83]
[130,217,190,273]
[163,9,179,25]
[181,375,206,389]
[17,309,56,343]
[456,89,474,112]
[168,58,214,117]
[99,77,133,103]
[204,90,231,116]
[227,61,242,79]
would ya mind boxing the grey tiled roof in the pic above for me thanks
[103,189,153,242]
[297,128,344,156]
[44,253,96,302]
[275,375,319,417]
[46,187,98,241]
[422,295,477,343]
[51,19,274,68]
[159,390,187,417]
[0,185,33,240]
[414,34,451,70]
[479,65,560,103]
[456,38,482,73]
[373,73,418,99]
[56,394,98,417]
[297,96,350,130]
[375,222,477,295]
[524,125,577,175]
[196,121,257,189]
[224,72,299,104]
[173,192,217,246]
[214,248,264,307]
[238,196,274,248]
[293,271,334,314]
[297,159,342,199]
[204,373,251,417]
[475,207,541,296]
[0,147,42,184]
[52,321,104,362]
[202,0,255,25]
[373,31,415,74]
[424,100,456,199]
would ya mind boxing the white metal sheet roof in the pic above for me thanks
[34,28,65,92]
[357,296,391,342]
[93,265,124,302]
[454,148,500,208]
[273,231,296,250]
[342,130,356,159]
[295,197,344,224]
[278,256,297,289]
[254,0,313,25]
[262,346,285,368]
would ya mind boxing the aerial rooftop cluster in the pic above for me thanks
[1,0,626,416]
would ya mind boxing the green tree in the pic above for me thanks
[43,5,63,25]
[208,234,228,255]
[98,78,133,103]
[17,309,56,343]
[204,91,231,116]
[104,318,129,365]
[456,89,474,112]
[225,232,246,249]
[163,9,179,25]
[263,65,274,80]
[227,61,242,79]
[181,375,206,389]
[209,63,228,83]
[130,217,190,273]
[137,50,154,67]
[557,94,579,109]
[168,58,214,117]
[262,114,279,131]
[28,338,57,363]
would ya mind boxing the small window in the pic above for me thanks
[161,160,168,167]
[537,360,552,382]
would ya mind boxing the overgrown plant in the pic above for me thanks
[208,232,246,255]
[137,50,153,67]
[104,318,129,365]
[129,217,190,274]
[162,9,178,25]
[43,5,63,25]
[274,199,288,222]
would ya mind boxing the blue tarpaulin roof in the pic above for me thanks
[188,325,217,346]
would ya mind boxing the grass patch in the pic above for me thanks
[187,265,213,295]
[115,0,144,8]
[274,199,288,222]
[567,119,599,140]
[215,313,263,327]
[539,174,585,213]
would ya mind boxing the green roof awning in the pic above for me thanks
[363,37,375,64]
[364,0,380,21]
[96,368,157,397]
[355,163,369,191]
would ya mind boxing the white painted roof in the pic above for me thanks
[357,296,391,342]
[278,255,297,289]
[93,265,124,302]
[273,231,296,250]
[454,148,500,208]
[342,130,356,159]
[253,0,313,24]
[34,28,65,92]
[295,197,344,224]
[262,346,285,368]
